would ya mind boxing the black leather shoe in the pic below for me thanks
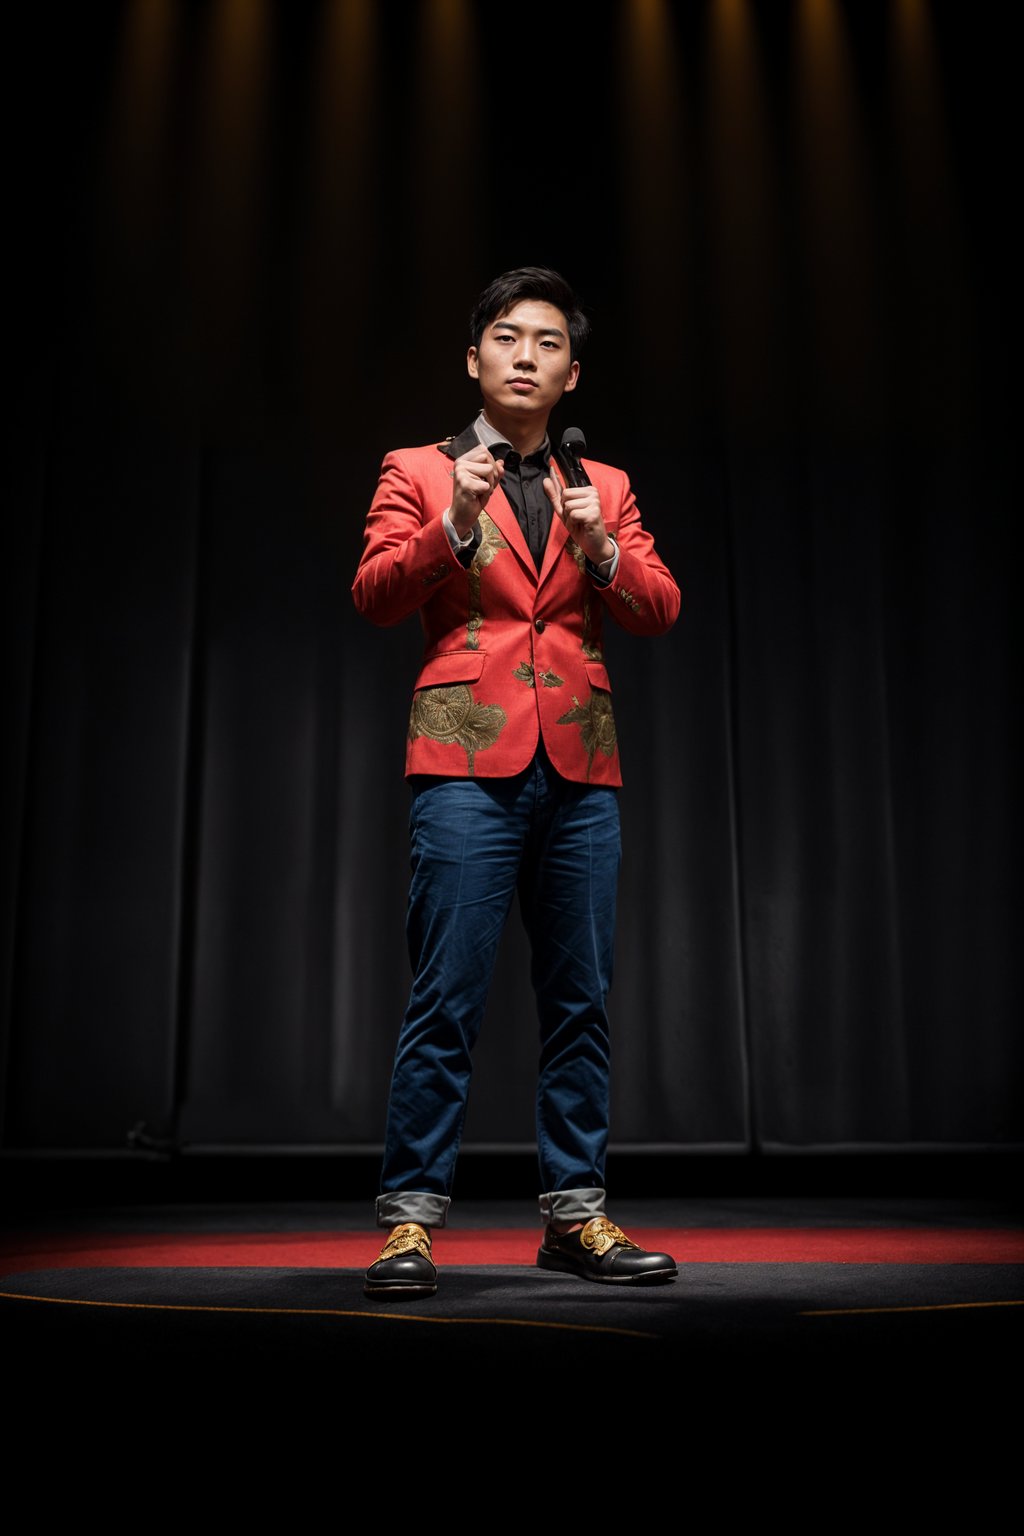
[537,1215,677,1285]
[364,1222,437,1298]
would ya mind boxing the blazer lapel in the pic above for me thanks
[438,425,480,460]
[440,425,536,579]
[486,484,536,576]
[537,456,571,590]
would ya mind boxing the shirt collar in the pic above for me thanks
[473,411,550,466]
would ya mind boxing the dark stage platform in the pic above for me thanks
[3,1153,1021,1451]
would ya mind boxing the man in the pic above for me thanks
[352,266,681,1298]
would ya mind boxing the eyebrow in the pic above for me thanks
[490,321,567,339]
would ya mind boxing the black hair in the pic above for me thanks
[469,266,591,361]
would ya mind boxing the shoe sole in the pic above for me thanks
[364,1282,438,1299]
[536,1250,678,1285]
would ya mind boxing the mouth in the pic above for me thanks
[508,379,538,392]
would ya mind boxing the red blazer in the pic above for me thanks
[352,425,680,786]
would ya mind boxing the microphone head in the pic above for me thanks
[561,427,587,456]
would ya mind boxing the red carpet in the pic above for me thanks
[2,1226,1021,1271]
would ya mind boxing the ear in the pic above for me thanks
[467,346,479,380]
[562,360,580,395]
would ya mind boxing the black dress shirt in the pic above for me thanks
[487,440,552,571]
[443,414,618,584]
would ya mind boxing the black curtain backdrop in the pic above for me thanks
[2,1,1019,1165]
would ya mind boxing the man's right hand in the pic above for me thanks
[449,445,505,538]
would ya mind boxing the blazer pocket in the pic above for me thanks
[584,660,612,694]
[416,649,485,689]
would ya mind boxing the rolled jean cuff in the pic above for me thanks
[538,1187,607,1226]
[376,1192,451,1230]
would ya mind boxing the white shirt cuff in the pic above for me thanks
[443,509,476,552]
[592,539,620,583]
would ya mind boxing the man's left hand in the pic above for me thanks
[543,478,615,566]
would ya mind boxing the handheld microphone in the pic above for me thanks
[557,427,592,488]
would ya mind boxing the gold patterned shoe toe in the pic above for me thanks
[364,1222,437,1299]
[537,1215,677,1285]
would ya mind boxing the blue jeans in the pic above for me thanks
[376,748,621,1230]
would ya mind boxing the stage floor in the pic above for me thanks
[4,1193,1021,1406]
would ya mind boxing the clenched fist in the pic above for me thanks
[448,445,505,538]
[543,477,615,566]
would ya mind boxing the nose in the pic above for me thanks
[513,338,537,370]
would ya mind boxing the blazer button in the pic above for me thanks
[534,618,546,633]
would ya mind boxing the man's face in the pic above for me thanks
[467,299,579,429]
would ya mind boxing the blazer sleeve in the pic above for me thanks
[592,469,680,637]
[351,450,465,627]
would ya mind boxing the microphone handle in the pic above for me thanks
[556,446,592,489]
